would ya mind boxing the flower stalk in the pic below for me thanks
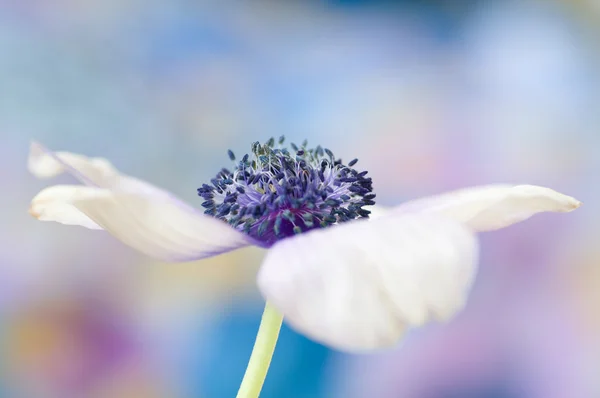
[236,301,283,398]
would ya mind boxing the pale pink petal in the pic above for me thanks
[30,185,254,261]
[393,184,581,232]
[257,214,478,352]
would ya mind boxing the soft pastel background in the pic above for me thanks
[1,0,599,397]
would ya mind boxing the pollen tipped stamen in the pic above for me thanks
[197,137,375,245]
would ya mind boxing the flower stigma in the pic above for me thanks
[197,137,375,246]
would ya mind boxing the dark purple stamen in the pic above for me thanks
[197,137,376,246]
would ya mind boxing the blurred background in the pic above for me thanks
[1,0,599,397]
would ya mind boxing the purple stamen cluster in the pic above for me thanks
[197,137,375,246]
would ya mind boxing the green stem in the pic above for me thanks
[236,301,283,398]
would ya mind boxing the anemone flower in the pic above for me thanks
[28,138,580,397]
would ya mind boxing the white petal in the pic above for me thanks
[28,142,253,260]
[257,214,478,352]
[28,141,173,199]
[393,184,581,232]
[29,141,118,184]
[362,205,388,220]
[30,185,255,262]
[30,185,102,229]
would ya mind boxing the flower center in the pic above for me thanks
[197,137,375,246]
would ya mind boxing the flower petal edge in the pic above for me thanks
[392,184,581,232]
